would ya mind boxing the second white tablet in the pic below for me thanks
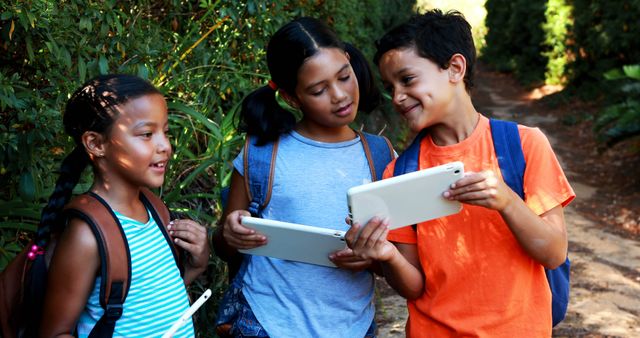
[347,161,464,229]
[238,217,347,268]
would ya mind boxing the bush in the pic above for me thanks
[0,1,415,335]
[594,64,640,146]
[482,0,547,85]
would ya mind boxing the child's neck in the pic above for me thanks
[429,97,479,146]
[90,180,148,222]
[294,122,356,143]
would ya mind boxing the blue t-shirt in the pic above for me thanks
[76,209,194,338]
[233,130,375,338]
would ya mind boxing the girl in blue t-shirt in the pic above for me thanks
[33,74,209,337]
[212,17,393,338]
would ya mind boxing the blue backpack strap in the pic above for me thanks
[489,119,526,199]
[358,131,394,181]
[490,118,570,327]
[243,136,278,217]
[393,129,429,176]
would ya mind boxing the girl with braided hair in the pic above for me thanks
[31,74,209,337]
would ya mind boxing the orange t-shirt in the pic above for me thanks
[386,115,575,338]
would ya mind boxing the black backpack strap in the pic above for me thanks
[63,192,130,338]
[139,188,183,275]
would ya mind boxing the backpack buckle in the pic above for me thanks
[105,303,123,322]
[248,201,260,217]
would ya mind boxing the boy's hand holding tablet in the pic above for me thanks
[347,161,464,229]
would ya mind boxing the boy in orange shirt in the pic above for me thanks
[346,9,575,337]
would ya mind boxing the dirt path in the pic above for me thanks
[375,65,640,338]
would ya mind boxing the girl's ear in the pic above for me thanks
[279,90,300,110]
[447,53,467,84]
[82,131,106,160]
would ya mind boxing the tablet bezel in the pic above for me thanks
[238,216,347,268]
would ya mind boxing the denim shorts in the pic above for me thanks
[230,292,377,338]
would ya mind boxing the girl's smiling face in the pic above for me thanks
[291,47,359,136]
[100,93,172,189]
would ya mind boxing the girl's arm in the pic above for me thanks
[345,218,424,299]
[445,170,567,268]
[40,219,99,338]
[212,170,266,259]
[168,219,210,285]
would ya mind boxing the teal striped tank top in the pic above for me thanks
[76,208,195,338]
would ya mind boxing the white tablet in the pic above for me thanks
[347,161,464,229]
[238,217,347,268]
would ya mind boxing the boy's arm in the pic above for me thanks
[382,242,424,299]
[499,195,567,268]
[445,170,568,268]
[345,218,424,299]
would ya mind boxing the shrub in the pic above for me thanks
[0,0,415,335]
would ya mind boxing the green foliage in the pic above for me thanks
[0,0,415,335]
[568,0,640,87]
[594,64,640,146]
[543,0,571,85]
[483,0,640,149]
[482,0,547,85]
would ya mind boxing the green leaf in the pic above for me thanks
[623,64,640,80]
[98,55,109,74]
[168,102,222,139]
[137,64,149,79]
[603,68,625,80]
[0,221,37,231]
[78,56,87,82]
[18,171,36,202]
[25,35,34,61]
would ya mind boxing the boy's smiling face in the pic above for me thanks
[379,47,454,132]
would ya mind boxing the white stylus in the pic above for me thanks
[162,289,212,338]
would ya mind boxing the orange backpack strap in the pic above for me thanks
[63,192,128,336]
[139,188,182,272]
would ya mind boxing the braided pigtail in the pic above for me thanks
[34,146,89,247]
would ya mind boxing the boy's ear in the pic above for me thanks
[279,90,300,110]
[81,131,106,160]
[447,53,467,84]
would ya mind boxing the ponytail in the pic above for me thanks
[239,85,296,145]
[35,146,90,247]
[344,43,381,113]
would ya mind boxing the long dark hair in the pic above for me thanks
[240,17,381,145]
[374,9,476,92]
[23,74,160,337]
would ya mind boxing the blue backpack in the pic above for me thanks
[215,130,395,334]
[392,119,570,327]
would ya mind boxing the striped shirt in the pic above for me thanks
[76,208,195,338]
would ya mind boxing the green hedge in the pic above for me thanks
[0,1,414,335]
[483,0,640,87]
[482,0,547,85]
[482,0,640,146]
